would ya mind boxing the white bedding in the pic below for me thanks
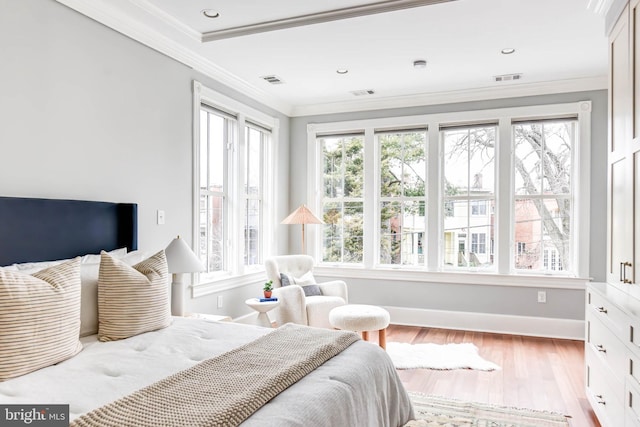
[0,317,413,426]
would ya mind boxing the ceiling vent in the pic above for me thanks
[261,75,285,85]
[350,89,375,96]
[493,73,522,82]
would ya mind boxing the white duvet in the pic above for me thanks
[0,318,413,426]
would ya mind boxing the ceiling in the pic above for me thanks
[56,0,609,116]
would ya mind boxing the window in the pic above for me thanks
[193,81,278,290]
[471,233,487,254]
[513,119,574,273]
[320,134,364,264]
[471,200,487,216]
[442,125,495,270]
[378,130,427,266]
[308,101,591,279]
[198,107,234,273]
[244,123,268,267]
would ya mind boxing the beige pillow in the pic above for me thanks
[98,250,171,342]
[80,250,149,337]
[0,258,82,381]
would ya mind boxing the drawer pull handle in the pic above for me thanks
[596,344,606,353]
[595,394,606,405]
[596,306,608,314]
[623,261,633,284]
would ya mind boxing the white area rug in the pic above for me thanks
[387,342,501,371]
[404,392,569,426]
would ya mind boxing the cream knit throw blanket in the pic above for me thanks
[71,323,359,427]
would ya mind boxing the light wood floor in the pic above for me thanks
[376,325,600,427]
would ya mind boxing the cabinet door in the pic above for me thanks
[609,5,635,286]
[611,5,632,157]
[610,158,633,284]
[634,1,640,137]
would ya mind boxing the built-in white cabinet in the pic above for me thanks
[586,283,640,427]
[593,1,640,425]
[607,0,640,298]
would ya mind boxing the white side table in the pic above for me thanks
[245,298,279,328]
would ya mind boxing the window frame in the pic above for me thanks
[306,101,591,286]
[192,81,279,297]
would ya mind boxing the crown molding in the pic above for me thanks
[129,0,201,41]
[55,0,293,116]
[290,75,608,117]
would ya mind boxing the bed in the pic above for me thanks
[0,196,413,426]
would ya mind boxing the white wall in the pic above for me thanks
[0,0,290,319]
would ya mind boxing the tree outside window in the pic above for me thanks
[321,135,364,263]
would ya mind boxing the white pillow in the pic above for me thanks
[281,271,322,297]
[6,247,129,274]
[294,271,317,286]
[14,259,69,272]
[81,247,128,264]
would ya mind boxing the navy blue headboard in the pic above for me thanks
[0,197,137,266]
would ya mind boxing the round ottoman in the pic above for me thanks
[329,304,390,349]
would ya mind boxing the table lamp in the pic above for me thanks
[165,235,204,316]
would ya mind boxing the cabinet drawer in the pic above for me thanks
[629,317,640,358]
[588,289,630,337]
[586,347,625,427]
[627,377,640,427]
[587,311,629,383]
[629,350,640,394]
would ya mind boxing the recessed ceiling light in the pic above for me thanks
[336,69,349,74]
[413,59,427,69]
[202,9,220,18]
[501,48,516,55]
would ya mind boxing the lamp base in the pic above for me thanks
[171,273,185,316]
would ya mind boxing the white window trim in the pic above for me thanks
[306,101,591,287]
[192,80,279,297]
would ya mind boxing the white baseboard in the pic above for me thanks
[384,306,585,340]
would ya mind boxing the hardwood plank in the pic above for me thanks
[385,325,601,427]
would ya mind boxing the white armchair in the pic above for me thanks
[265,255,347,329]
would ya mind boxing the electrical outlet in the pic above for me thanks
[537,291,547,303]
[217,295,223,308]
